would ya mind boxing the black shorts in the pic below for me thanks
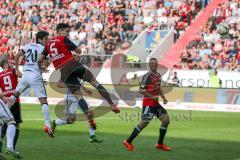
[60,60,93,89]
[10,102,22,123]
[141,103,167,121]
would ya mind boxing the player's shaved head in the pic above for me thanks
[149,57,158,62]
[56,23,70,33]
[149,58,158,73]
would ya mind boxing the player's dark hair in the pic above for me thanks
[149,57,158,62]
[56,23,70,33]
[0,59,8,67]
[36,31,49,43]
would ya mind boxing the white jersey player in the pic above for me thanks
[7,31,54,138]
[0,94,22,159]
[52,82,102,143]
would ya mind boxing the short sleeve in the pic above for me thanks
[42,48,49,57]
[140,73,150,89]
[21,46,26,55]
[64,37,77,51]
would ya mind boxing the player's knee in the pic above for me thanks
[139,121,149,129]
[6,119,16,126]
[69,86,80,94]
[86,110,94,120]
[162,115,170,126]
[67,115,76,124]
[13,92,20,98]
[39,97,48,105]
[83,70,95,83]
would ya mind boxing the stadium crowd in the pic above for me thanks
[0,0,205,67]
[177,0,240,70]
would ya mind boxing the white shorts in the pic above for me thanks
[0,100,14,122]
[16,71,47,98]
[65,100,78,115]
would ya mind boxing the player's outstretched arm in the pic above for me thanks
[14,50,24,78]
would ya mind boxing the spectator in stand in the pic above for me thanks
[0,0,205,67]
[199,43,212,58]
[30,12,41,25]
[210,53,221,69]
[178,0,240,70]
[201,54,210,69]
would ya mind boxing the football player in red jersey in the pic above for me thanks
[123,58,171,151]
[0,59,22,151]
[38,23,120,118]
[0,60,22,159]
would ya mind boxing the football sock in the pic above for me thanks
[127,125,142,143]
[13,128,19,149]
[55,118,67,125]
[158,125,168,144]
[78,99,88,113]
[6,124,16,149]
[41,104,51,127]
[89,127,95,136]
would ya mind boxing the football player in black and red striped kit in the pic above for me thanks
[38,23,120,132]
[123,58,171,151]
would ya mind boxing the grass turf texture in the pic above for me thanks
[3,104,240,160]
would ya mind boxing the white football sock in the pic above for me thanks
[55,118,67,125]
[6,124,16,149]
[41,104,51,127]
[89,127,95,136]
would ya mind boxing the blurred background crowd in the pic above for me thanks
[0,0,208,67]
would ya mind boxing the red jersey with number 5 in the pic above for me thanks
[0,68,20,102]
[44,36,77,69]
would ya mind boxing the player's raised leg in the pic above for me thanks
[85,71,120,113]
[71,92,98,130]
[52,99,76,131]
[62,78,99,130]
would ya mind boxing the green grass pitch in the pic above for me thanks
[2,104,240,160]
